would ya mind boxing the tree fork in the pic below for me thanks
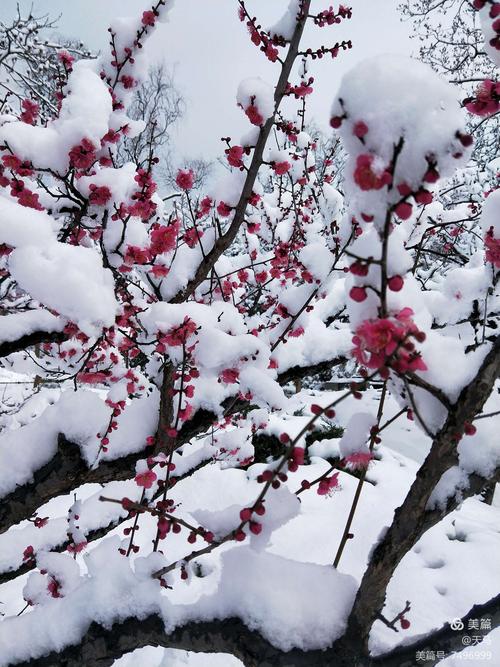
[345,336,500,648]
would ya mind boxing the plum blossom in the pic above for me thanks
[176,169,195,190]
[273,161,291,175]
[352,308,427,375]
[20,99,39,125]
[485,229,500,267]
[142,10,156,26]
[135,469,157,489]
[245,104,265,126]
[69,139,97,170]
[88,185,112,206]
[159,317,198,347]
[353,154,392,191]
[58,50,74,69]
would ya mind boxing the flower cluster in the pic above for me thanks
[474,1,500,49]
[69,138,97,171]
[352,308,427,376]
[313,5,352,27]
[485,227,500,267]
[464,80,500,116]
[156,317,198,350]
[20,99,39,125]
[58,50,75,70]
[353,154,392,191]
[176,169,195,191]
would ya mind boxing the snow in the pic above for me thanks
[94,390,160,464]
[0,385,498,665]
[0,537,357,665]
[139,301,288,410]
[338,412,376,459]
[0,386,159,498]
[237,77,275,123]
[425,261,490,326]
[374,497,500,657]
[333,55,471,233]
[114,648,242,667]
[8,243,119,336]
[299,242,333,281]
[77,163,139,208]
[0,196,54,248]
[268,0,301,41]
[0,310,64,344]
[480,187,500,236]
[428,383,500,509]
[0,63,112,174]
[0,4,498,666]
[239,366,287,410]
[437,627,500,666]
[0,390,108,498]
[272,322,352,374]
[195,547,357,651]
[458,400,500,478]
[419,334,489,403]
[191,466,299,544]
[158,228,217,301]
[23,551,81,605]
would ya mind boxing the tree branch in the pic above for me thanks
[10,592,500,667]
[344,336,500,649]
[0,357,344,533]
[0,330,67,358]
[169,0,312,304]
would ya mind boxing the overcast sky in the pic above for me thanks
[0,1,414,162]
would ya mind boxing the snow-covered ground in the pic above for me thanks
[0,368,498,666]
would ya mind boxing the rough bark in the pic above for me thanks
[0,406,222,534]
[153,361,176,454]
[0,359,341,533]
[0,330,67,358]
[276,357,347,387]
[11,592,500,667]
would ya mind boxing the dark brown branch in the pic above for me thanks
[344,336,500,649]
[10,591,500,667]
[0,330,67,358]
[276,357,347,386]
[0,406,220,534]
[0,358,344,534]
[153,361,176,454]
[169,0,312,304]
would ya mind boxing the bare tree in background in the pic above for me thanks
[0,6,93,122]
[0,9,208,193]
[399,0,499,177]
[117,63,185,170]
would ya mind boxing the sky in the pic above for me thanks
[0,1,415,162]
